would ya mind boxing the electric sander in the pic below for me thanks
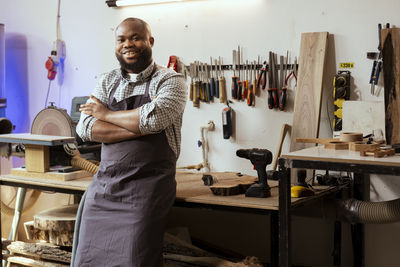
[236,148,272,198]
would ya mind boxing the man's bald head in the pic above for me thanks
[116,17,152,38]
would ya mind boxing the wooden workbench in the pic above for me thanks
[0,169,344,267]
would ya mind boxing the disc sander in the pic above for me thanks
[31,107,75,137]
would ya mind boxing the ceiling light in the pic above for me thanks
[106,0,184,7]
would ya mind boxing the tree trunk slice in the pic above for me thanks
[34,205,77,232]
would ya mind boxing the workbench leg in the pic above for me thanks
[271,212,279,267]
[278,164,291,267]
[8,187,27,241]
[2,187,26,267]
[352,173,367,267]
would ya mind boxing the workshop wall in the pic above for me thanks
[1,0,400,266]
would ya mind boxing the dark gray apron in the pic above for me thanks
[74,67,177,267]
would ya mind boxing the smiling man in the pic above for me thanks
[74,18,187,267]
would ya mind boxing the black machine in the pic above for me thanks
[236,148,272,198]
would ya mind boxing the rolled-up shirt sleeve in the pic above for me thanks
[76,74,110,141]
[139,73,187,134]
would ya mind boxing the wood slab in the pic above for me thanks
[382,28,400,145]
[11,167,92,181]
[7,241,71,263]
[34,204,78,232]
[290,32,329,152]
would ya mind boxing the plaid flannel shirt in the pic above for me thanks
[76,62,187,157]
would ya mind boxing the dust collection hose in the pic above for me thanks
[338,198,400,224]
[70,154,99,267]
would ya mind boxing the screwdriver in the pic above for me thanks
[214,58,220,98]
[209,58,216,100]
[232,50,238,99]
[193,62,200,107]
[219,57,227,103]
[279,52,289,111]
[247,61,255,106]
[267,52,274,109]
[242,60,249,99]
[237,46,242,101]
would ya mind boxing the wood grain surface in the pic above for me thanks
[290,32,329,152]
[382,28,400,145]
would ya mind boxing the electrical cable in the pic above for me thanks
[44,80,52,108]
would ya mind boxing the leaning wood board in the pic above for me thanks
[382,28,400,145]
[11,167,91,181]
[290,32,329,152]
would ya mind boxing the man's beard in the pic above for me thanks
[116,47,152,73]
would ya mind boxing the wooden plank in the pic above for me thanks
[290,32,329,152]
[382,28,400,145]
[11,167,92,181]
[0,133,74,146]
[7,256,69,267]
[0,175,92,191]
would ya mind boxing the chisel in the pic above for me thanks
[267,52,274,109]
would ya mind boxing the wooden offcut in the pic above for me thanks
[290,32,329,152]
[7,256,69,267]
[24,144,50,173]
[382,28,400,145]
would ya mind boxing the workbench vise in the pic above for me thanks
[236,148,272,198]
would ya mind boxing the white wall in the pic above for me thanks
[1,0,400,266]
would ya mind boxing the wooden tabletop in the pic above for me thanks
[0,170,342,211]
[281,145,400,167]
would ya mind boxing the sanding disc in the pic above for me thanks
[31,107,75,137]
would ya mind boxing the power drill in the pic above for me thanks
[236,148,272,198]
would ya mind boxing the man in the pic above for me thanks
[74,17,187,266]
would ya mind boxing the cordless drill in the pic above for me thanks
[236,148,272,198]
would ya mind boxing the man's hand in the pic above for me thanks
[79,95,110,121]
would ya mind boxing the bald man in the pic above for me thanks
[74,18,187,266]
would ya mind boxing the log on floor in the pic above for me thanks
[7,241,71,264]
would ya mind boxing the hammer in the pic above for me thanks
[267,123,290,180]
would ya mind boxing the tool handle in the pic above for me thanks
[210,78,216,98]
[242,80,248,100]
[219,77,226,103]
[189,82,194,101]
[215,79,220,98]
[231,76,238,99]
[272,88,279,108]
[238,81,242,100]
[369,60,377,84]
[193,81,199,107]
[206,82,211,102]
[279,87,287,111]
[267,89,274,109]
[375,61,382,83]
[247,84,254,106]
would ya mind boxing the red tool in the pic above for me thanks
[167,55,178,72]
[256,61,267,90]
[45,51,57,80]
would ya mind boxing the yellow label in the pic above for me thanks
[340,62,354,68]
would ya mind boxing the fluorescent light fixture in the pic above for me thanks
[106,0,184,7]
